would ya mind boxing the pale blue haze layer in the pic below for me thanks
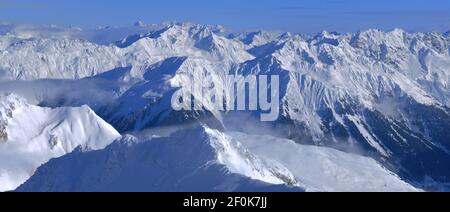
[0,0,449,33]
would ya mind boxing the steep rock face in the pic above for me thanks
[0,94,120,191]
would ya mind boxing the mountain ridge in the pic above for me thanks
[17,125,419,192]
[0,93,120,191]
[0,22,449,190]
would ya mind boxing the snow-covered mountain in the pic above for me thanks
[0,23,249,80]
[0,94,120,191]
[0,22,449,191]
[17,125,418,192]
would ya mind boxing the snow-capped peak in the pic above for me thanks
[0,93,121,191]
[134,21,146,27]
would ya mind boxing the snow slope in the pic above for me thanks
[16,126,301,192]
[17,125,418,192]
[0,94,120,191]
[230,132,419,192]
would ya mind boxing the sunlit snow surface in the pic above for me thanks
[17,125,418,192]
[0,94,120,191]
[229,132,418,192]
[0,22,449,191]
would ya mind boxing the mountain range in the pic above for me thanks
[0,22,449,191]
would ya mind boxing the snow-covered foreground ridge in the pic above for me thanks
[17,125,418,192]
[0,94,120,191]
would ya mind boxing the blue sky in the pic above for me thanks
[0,0,449,33]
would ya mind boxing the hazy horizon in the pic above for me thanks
[1,0,449,34]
